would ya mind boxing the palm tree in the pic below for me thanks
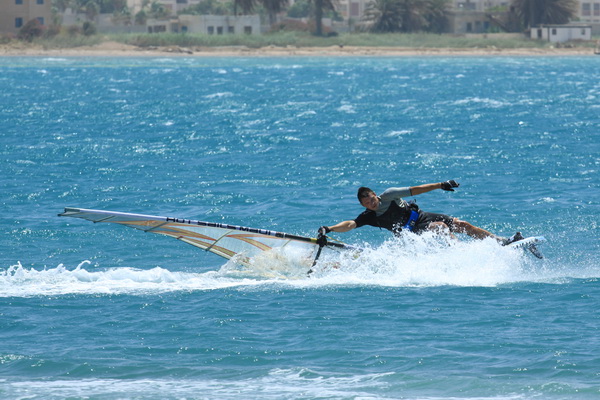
[363,0,403,32]
[312,0,336,36]
[363,0,447,33]
[233,0,256,16]
[83,0,99,21]
[53,0,73,13]
[261,0,289,26]
[425,0,448,33]
[397,0,431,32]
[511,0,577,28]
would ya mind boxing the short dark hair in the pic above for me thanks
[357,186,374,202]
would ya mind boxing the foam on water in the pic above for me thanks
[1,370,536,400]
[2,233,592,298]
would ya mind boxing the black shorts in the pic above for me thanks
[413,212,455,234]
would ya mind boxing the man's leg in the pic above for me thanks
[451,218,500,241]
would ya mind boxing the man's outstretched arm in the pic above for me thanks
[322,220,357,233]
[410,180,459,195]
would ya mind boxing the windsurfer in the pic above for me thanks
[318,181,521,245]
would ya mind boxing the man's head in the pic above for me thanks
[357,187,380,211]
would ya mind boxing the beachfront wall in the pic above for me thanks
[60,10,146,34]
[531,25,592,42]
[147,15,261,35]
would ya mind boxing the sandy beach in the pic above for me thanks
[1,40,597,57]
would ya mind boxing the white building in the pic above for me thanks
[531,24,592,42]
[147,15,261,35]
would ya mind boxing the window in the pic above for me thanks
[217,26,223,35]
[582,3,591,16]
[350,2,359,17]
[551,28,557,35]
[37,0,44,4]
[458,1,476,10]
[15,0,23,4]
[228,26,234,34]
[15,17,23,28]
[37,17,44,25]
[594,3,600,16]
[244,26,252,34]
[208,26,214,34]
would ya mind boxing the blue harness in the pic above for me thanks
[402,210,420,232]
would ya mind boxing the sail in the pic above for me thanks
[58,208,349,266]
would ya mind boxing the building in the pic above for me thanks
[336,0,369,23]
[0,0,53,35]
[147,15,261,35]
[577,1,600,34]
[446,0,515,33]
[577,1,600,23]
[446,10,491,33]
[531,24,592,42]
[451,0,510,12]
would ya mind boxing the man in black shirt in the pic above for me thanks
[319,180,519,244]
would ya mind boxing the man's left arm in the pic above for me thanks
[410,180,459,195]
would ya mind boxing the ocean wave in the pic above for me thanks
[2,233,593,298]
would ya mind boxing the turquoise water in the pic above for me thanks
[1,56,599,399]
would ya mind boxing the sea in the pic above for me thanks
[1,55,599,400]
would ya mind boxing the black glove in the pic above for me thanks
[319,226,331,235]
[441,180,460,191]
[316,226,330,247]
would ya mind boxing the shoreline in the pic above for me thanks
[1,41,598,57]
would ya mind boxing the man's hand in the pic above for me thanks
[441,180,460,191]
[316,226,330,246]
[319,226,331,235]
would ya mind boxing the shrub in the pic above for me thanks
[271,19,312,33]
[44,25,61,38]
[0,33,15,44]
[82,21,97,36]
[18,19,45,41]
[67,25,83,36]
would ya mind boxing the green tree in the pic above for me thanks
[364,0,448,33]
[311,0,335,36]
[287,0,310,18]
[425,0,448,33]
[52,0,73,13]
[363,0,403,32]
[397,0,431,32]
[137,0,171,18]
[511,0,577,28]
[261,0,289,26]
[135,9,147,24]
[233,0,256,15]
[84,0,99,21]
[18,19,45,41]
[181,0,231,15]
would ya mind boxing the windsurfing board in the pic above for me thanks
[506,236,546,259]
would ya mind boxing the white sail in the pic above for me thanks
[59,208,349,267]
